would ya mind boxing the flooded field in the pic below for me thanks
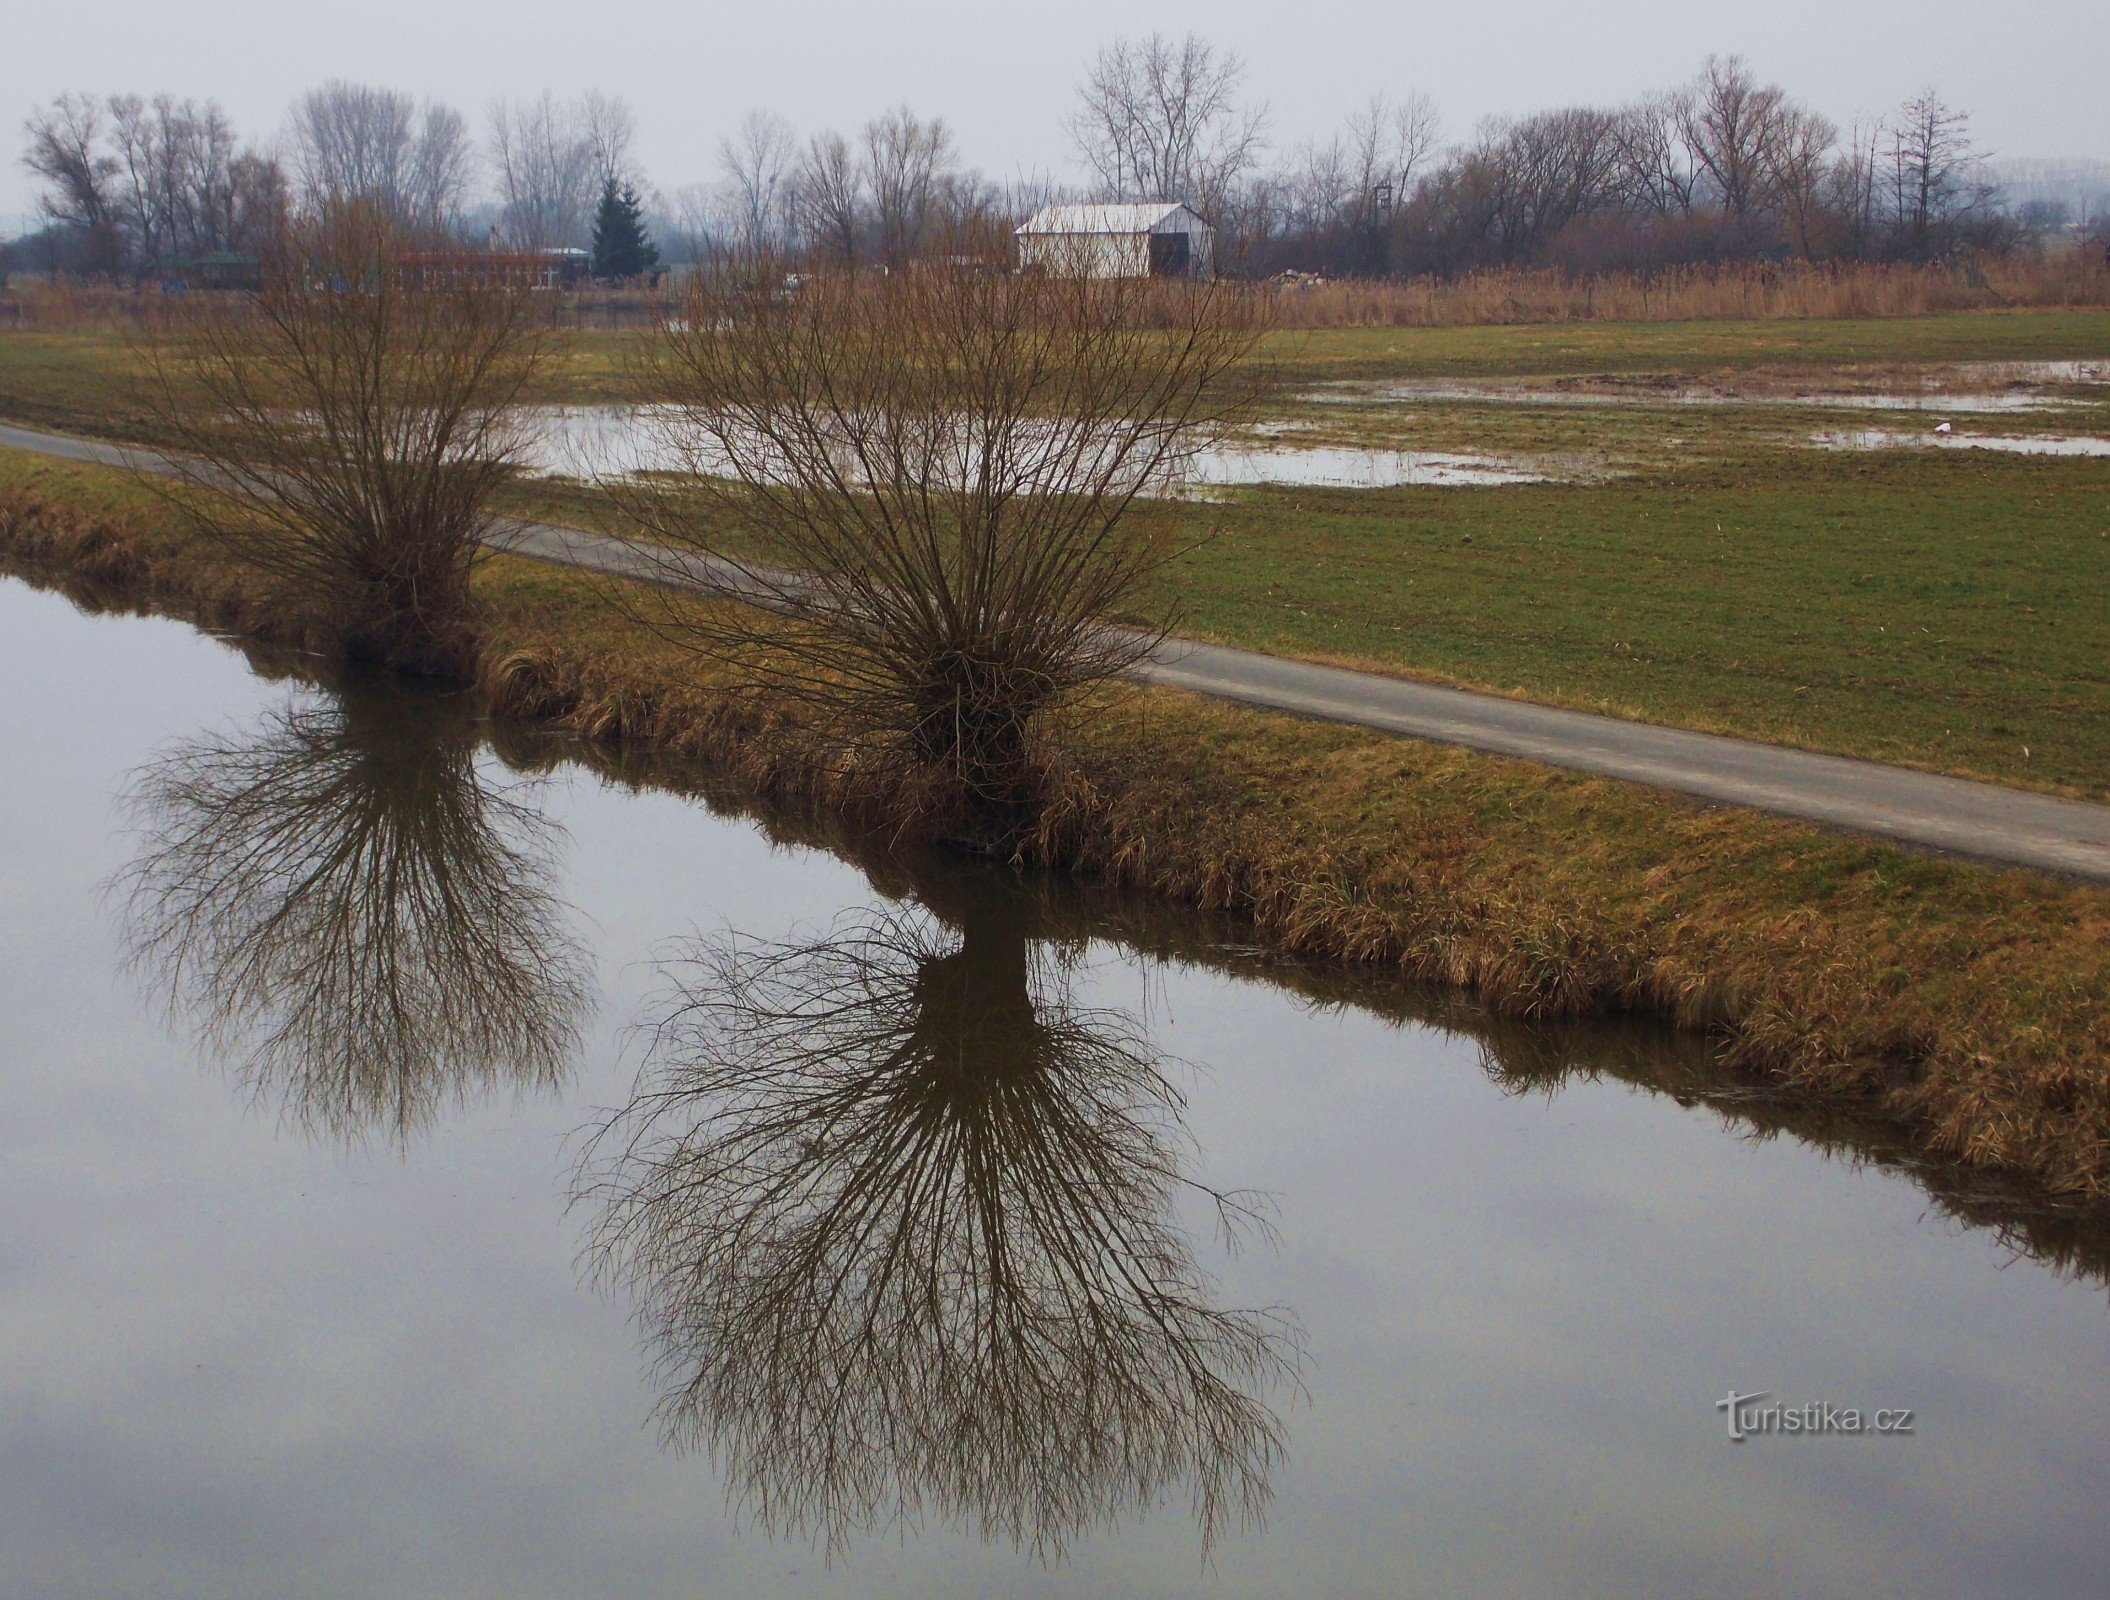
[1809,428,2110,456]
[1307,360,2110,414]
[3,574,2108,1598]
[519,405,1570,491]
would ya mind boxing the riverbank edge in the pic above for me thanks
[4,451,2107,1204]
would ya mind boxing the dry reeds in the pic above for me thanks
[1266,252,2110,328]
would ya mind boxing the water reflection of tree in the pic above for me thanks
[578,872,1302,1560]
[115,679,594,1147]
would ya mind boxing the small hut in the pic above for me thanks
[1014,203,1215,279]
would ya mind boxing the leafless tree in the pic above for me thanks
[1887,89,1983,258]
[1765,104,1839,258]
[1674,55,1790,220]
[862,106,956,269]
[1068,33,1268,220]
[576,880,1299,1557]
[23,92,282,273]
[791,129,864,265]
[115,680,591,1150]
[21,94,118,242]
[1611,94,1700,217]
[718,109,799,256]
[290,81,473,230]
[1345,92,1441,217]
[129,202,554,676]
[580,88,637,190]
[488,91,602,248]
[615,248,1266,825]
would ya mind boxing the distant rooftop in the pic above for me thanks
[1015,203,1208,235]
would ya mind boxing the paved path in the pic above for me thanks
[7,420,2107,880]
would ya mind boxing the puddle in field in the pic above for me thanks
[1809,428,2110,456]
[522,406,1566,490]
[1186,444,1561,488]
[1307,378,2101,414]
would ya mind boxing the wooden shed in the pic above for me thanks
[1014,203,1215,279]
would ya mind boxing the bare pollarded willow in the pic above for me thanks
[112,679,593,1149]
[575,872,1301,1560]
[614,248,1268,823]
[130,202,552,677]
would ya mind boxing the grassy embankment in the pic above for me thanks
[3,444,2107,1207]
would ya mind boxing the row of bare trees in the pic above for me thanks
[21,93,284,276]
[19,47,2036,282]
[1094,44,2013,273]
[696,105,1004,270]
[17,83,650,276]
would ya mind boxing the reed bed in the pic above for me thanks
[1267,252,2110,327]
[9,250,2107,335]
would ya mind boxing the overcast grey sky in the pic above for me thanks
[8,0,2108,219]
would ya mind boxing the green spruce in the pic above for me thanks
[590,179,661,283]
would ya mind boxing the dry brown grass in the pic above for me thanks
[0,277,671,334]
[1268,252,2110,328]
[4,458,2106,1205]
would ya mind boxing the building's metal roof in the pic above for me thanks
[1015,202,1210,236]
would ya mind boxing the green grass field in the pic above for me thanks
[1257,309,2110,382]
[1157,449,2109,798]
[4,308,2105,795]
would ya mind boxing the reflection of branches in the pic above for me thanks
[578,882,1300,1560]
[114,680,593,1148]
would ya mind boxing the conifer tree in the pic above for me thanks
[590,179,661,282]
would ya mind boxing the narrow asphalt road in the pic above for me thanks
[7,419,2107,881]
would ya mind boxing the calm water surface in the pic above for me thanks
[2,575,2107,1599]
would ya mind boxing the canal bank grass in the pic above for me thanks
[4,447,2108,1206]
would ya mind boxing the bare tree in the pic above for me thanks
[21,94,118,243]
[791,129,864,265]
[130,203,553,676]
[1068,33,1268,220]
[1345,92,1441,216]
[862,106,956,269]
[1612,93,1700,217]
[1674,55,1789,220]
[290,81,472,229]
[1765,104,1839,258]
[406,101,475,230]
[488,91,601,248]
[23,92,283,274]
[718,109,799,256]
[577,882,1298,1557]
[580,89,637,189]
[115,680,591,1150]
[616,252,1266,826]
[110,95,246,264]
[1888,89,1983,258]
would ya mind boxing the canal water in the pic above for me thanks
[1,572,2105,1598]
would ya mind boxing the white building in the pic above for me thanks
[1014,203,1215,279]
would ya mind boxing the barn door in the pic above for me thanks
[1148,232,1191,277]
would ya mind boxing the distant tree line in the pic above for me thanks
[12,44,2096,286]
[1073,41,2043,275]
[13,81,663,281]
